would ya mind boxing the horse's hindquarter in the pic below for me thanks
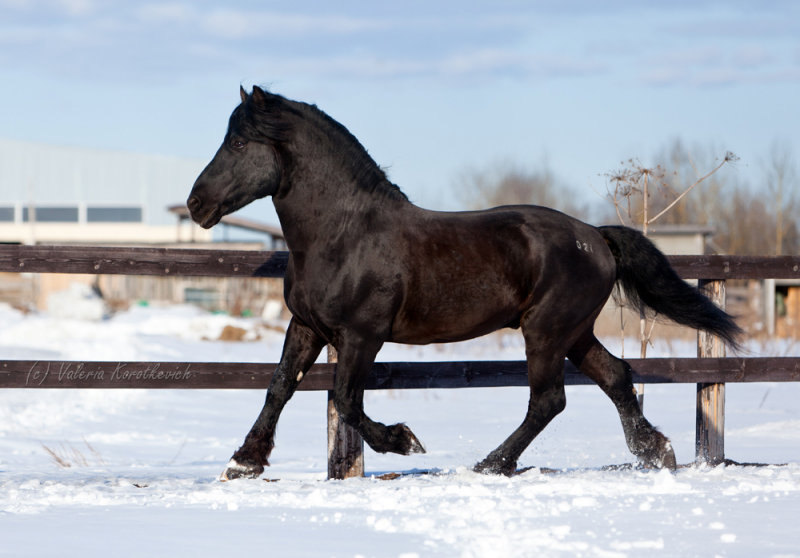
[390,206,616,344]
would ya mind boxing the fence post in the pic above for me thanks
[326,345,365,479]
[696,279,726,466]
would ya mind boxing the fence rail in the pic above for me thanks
[3,357,799,390]
[0,245,288,278]
[1,245,799,478]
[3,245,800,280]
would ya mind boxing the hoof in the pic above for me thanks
[219,458,264,481]
[637,439,678,471]
[391,423,426,455]
[371,423,426,455]
[473,456,517,476]
[658,441,677,471]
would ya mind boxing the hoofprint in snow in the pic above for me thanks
[1,302,799,557]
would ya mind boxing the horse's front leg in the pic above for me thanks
[333,334,425,456]
[220,318,324,481]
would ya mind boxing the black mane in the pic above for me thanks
[236,89,408,203]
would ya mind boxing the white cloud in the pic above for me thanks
[0,0,31,8]
[137,3,196,25]
[0,0,96,16]
[193,8,388,40]
[0,20,99,47]
[734,45,773,69]
[136,4,391,40]
[647,46,723,69]
[752,66,800,85]
[55,0,94,16]
[640,67,686,87]
[246,47,605,83]
[692,68,741,87]
[637,40,799,88]
[2,1,795,90]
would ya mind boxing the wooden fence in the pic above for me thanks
[1,245,799,478]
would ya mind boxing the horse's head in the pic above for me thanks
[187,86,286,229]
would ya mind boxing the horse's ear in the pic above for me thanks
[240,85,247,103]
[251,85,268,107]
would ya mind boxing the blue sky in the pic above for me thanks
[1,1,798,223]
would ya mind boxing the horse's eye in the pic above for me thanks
[230,138,247,150]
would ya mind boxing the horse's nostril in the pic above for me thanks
[187,196,201,212]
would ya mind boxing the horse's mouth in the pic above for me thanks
[198,207,222,229]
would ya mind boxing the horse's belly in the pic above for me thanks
[390,299,521,345]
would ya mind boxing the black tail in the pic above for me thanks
[599,225,742,350]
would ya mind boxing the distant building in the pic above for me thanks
[0,138,211,245]
[643,225,715,256]
[0,139,286,315]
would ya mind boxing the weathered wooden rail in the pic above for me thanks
[1,245,799,478]
[3,357,800,390]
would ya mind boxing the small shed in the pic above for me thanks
[644,225,715,256]
[168,205,286,251]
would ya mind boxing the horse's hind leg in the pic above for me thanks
[568,333,677,470]
[332,333,425,456]
[221,318,325,480]
[474,342,567,476]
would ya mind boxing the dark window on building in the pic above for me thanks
[184,287,221,311]
[23,206,79,222]
[87,207,143,223]
[0,207,14,222]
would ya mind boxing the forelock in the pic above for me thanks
[227,93,292,143]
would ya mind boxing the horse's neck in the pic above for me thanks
[272,112,410,251]
[273,166,408,253]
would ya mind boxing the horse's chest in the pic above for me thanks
[285,255,398,334]
[284,263,337,318]
[283,271,313,318]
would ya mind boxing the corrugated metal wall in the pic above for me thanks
[0,138,205,225]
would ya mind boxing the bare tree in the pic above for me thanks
[455,160,586,218]
[763,141,798,256]
[716,188,773,255]
[620,139,799,257]
[607,149,737,233]
[715,182,799,256]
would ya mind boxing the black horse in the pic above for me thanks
[188,86,740,480]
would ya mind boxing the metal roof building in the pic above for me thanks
[0,138,212,244]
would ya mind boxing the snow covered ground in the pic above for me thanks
[1,302,799,557]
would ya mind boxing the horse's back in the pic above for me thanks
[389,204,616,344]
[411,204,614,281]
[458,204,617,303]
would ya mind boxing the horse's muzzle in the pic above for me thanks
[186,195,221,229]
